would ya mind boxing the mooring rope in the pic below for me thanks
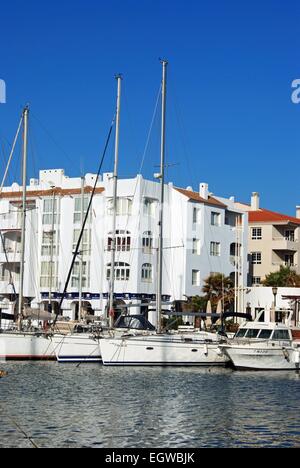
[0,403,39,448]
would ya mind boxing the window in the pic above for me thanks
[258,330,272,339]
[211,212,221,226]
[285,230,295,241]
[272,330,290,341]
[74,196,91,224]
[40,261,57,288]
[235,329,247,338]
[71,261,90,288]
[143,198,157,217]
[41,231,59,256]
[142,231,153,253]
[42,199,59,225]
[251,252,262,264]
[245,329,260,339]
[284,254,295,267]
[73,229,91,255]
[225,211,238,227]
[192,270,200,286]
[251,227,262,240]
[106,262,130,281]
[107,230,131,252]
[193,207,200,224]
[252,277,261,286]
[192,239,200,255]
[107,197,132,216]
[210,242,221,256]
[141,263,153,282]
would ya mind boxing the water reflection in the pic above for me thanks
[0,363,299,448]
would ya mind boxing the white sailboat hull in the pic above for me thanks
[100,335,228,366]
[0,332,55,360]
[51,334,102,363]
[221,343,300,370]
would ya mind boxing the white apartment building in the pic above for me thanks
[0,169,248,321]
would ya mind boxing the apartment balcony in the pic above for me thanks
[0,274,19,294]
[272,237,298,252]
[230,255,242,268]
[0,213,21,232]
[0,250,21,263]
[272,262,297,269]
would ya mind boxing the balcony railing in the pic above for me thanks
[0,252,21,264]
[272,237,298,251]
[230,255,242,267]
[0,212,22,231]
[0,274,20,283]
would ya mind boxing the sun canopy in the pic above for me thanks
[23,309,59,321]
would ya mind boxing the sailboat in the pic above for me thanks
[51,75,123,363]
[50,173,104,363]
[0,107,55,360]
[99,61,229,366]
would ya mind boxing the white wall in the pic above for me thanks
[0,170,249,321]
[245,286,300,323]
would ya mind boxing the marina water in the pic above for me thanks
[0,363,299,448]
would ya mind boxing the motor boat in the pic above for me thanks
[219,311,300,370]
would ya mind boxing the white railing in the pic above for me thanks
[230,255,242,266]
[272,262,297,267]
[272,236,297,242]
[0,211,22,232]
[0,247,21,255]
[0,275,19,283]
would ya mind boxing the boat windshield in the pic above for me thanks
[272,330,290,341]
[236,328,274,339]
[236,328,290,340]
[114,315,156,331]
[257,330,272,339]
[245,329,260,339]
[235,328,247,338]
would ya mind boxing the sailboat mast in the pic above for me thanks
[18,106,29,326]
[109,74,122,328]
[48,186,56,313]
[78,176,85,321]
[156,60,168,334]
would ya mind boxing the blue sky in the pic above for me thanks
[0,0,300,214]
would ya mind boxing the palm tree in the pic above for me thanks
[262,266,300,287]
[202,273,234,311]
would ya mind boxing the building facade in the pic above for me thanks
[0,169,248,322]
[237,193,300,286]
